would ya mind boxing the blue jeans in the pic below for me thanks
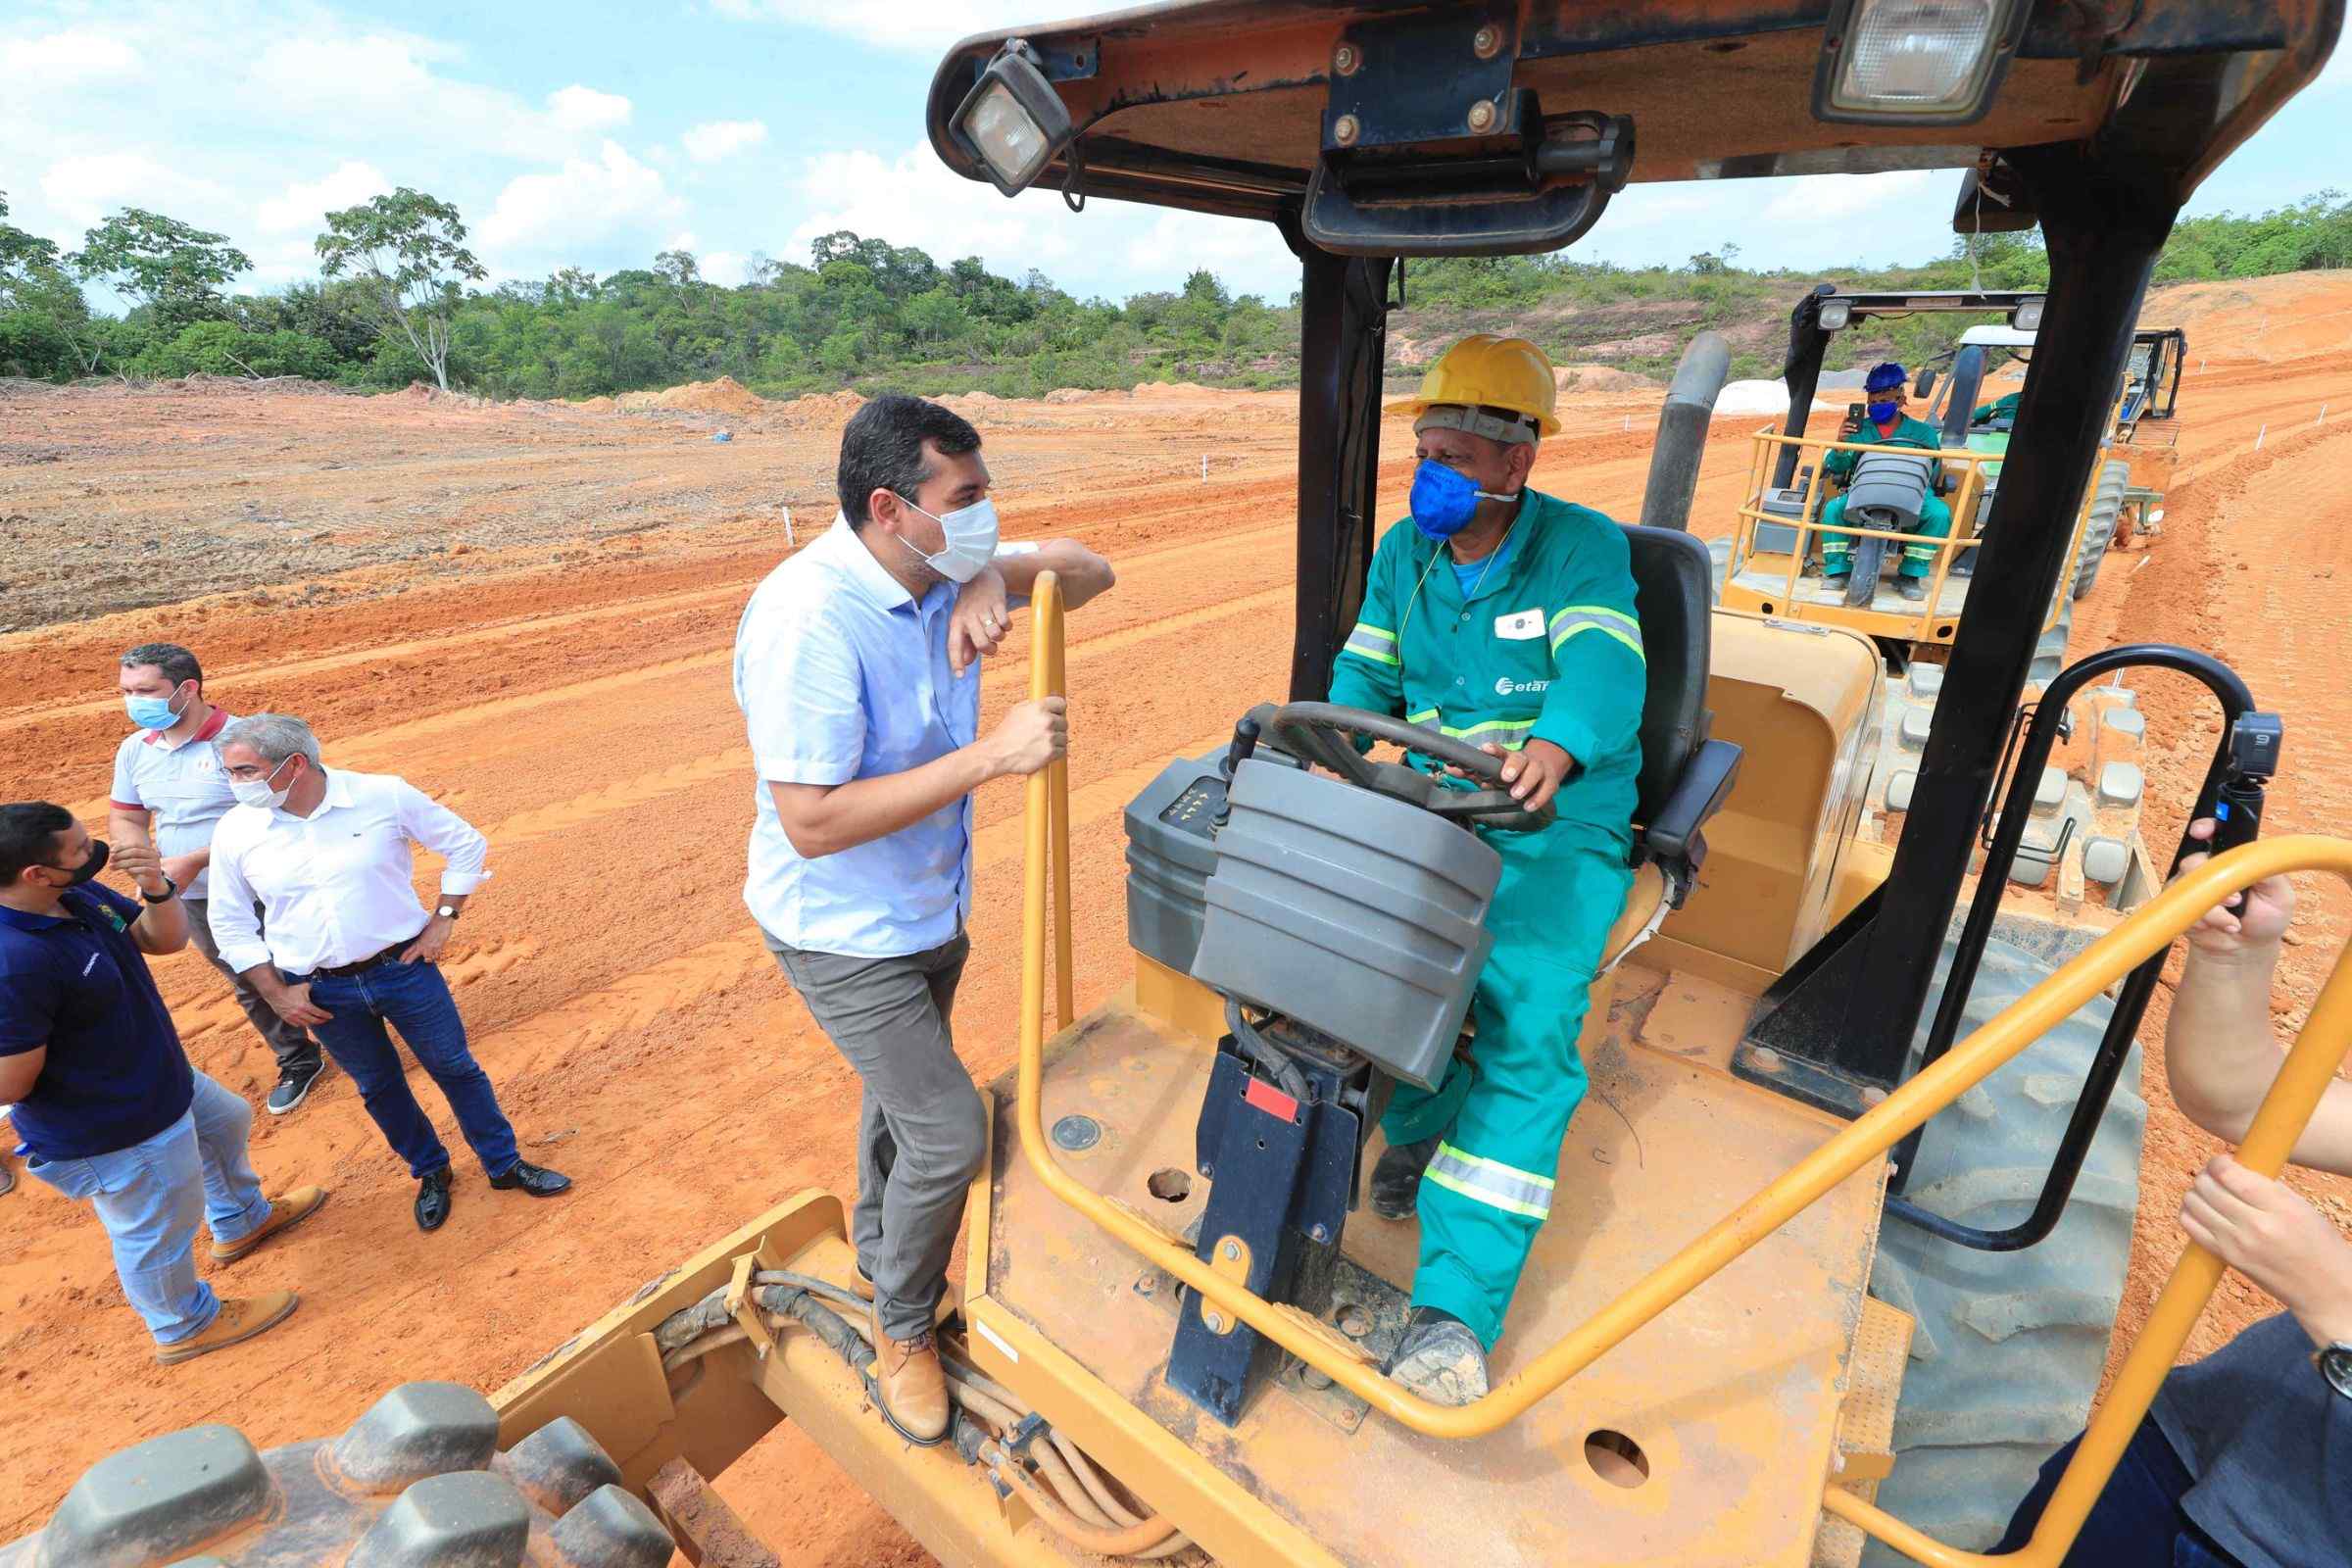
[1995,1418,2241,1566]
[24,1072,270,1345]
[298,958,519,1181]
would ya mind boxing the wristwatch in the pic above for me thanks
[141,875,179,906]
[436,904,461,920]
[2316,1343,2352,1401]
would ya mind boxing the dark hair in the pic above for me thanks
[835,394,981,530]
[122,642,202,691]
[0,803,75,886]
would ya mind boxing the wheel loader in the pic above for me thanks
[8,3,2344,1568]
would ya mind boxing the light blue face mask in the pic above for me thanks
[124,687,186,730]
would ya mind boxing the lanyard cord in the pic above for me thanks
[1398,505,1521,651]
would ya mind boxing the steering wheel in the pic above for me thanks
[1265,702,1554,832]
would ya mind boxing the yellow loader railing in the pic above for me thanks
[1727,428,2016,640]
[1017,568,2352,1566]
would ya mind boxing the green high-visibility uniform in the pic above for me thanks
[1820,413,1952,581]
[1972,391,2023,425]
[1328,490,1642,1348]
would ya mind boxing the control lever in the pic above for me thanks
[1212,717,1261,829]
[2210,710,2281,905]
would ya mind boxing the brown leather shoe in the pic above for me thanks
[850,1267,875,1302]
[211,1186,328,1263]
[157,1291,300,1364]
[868,1300,949,1443]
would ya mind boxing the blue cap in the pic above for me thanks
[1866,362,1908,394]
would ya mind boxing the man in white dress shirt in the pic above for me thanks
[207,713,568,1232]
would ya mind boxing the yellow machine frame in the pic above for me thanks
[488,577,2352,1568]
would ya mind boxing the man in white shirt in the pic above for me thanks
[207,713,568,1232]
[107,643,324,1114]
[737,393,1112,1443]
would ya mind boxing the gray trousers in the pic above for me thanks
[763,929,982,1342]
[181,896,319,1074]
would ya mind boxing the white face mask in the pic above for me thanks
[230,757,297,811]
[892,495,1000,584]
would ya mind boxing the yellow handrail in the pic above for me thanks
[1018,570,2352,1561]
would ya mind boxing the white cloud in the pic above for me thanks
[1,26,139,83]
[547,83,632,131]
[257,160,391,232]
[478,140,681,261]
[710,2,1071,50]
[703,250,752,286]
[1758,170,1936,226]
[38,153,231,231]
[681,119,769,163]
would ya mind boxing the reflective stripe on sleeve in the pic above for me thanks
[1548,604,1644,662]
[1423,1143,1554,1220]
[1406,711,1536,751]
[1343,623,1400,665]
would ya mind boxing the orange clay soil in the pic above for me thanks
[1,270,2348,1561]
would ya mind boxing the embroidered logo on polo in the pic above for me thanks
[1494,675,1552,697]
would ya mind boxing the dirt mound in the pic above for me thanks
[572,395,616,413]
[1131,379,1217,398]
[769,389,867,428]
[614,376,768,416]
[1555,364,1659,393]
[1044,387,1098,405]
[938,390,1004,413]
[2141,270,2352,363]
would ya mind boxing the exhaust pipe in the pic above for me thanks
[1639,330,1732,534]
[1938,345,1988,449]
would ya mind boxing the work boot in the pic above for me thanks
[211,1185,328,1263]
[1894,576,1929,601]
[1369,1137,1441,1220]
[1819,572,1851,601]
[1388,1307,1490,1407]
[156,1291,300,1365]
[869,1300,950,1444]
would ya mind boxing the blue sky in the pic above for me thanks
[4,1,2343,311]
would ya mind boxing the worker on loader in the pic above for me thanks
[1328,334,1642,1405]
[1973,389,2024,426]
[1819,361,1953,602]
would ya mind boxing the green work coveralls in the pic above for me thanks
[1328,489,1642,1348]
[1820,413,1952,581]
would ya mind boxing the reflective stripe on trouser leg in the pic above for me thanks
[1402,833,1632,1349]
[1896,494,1954,579]
[1819,495,1852,566]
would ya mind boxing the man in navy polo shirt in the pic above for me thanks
[0,803,325,1363]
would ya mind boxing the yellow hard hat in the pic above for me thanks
[1386,333,1560,441]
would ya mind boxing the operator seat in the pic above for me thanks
[1597,524,1742,970]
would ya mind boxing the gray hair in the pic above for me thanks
[122,642,203,689]
[220,712,322,767]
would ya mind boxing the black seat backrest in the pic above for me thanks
[1621,523,1712,823]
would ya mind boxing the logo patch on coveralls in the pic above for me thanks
[1494,609,1544,640]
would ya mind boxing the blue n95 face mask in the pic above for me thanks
[1409,460,1517,542]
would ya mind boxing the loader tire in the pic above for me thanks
[0,1382,674,1568]
[1859,936,2145,1564]
[2071,461,2130,600]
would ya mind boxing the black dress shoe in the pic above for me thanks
[487,1159,571,1198]
[416,1167,452,1232]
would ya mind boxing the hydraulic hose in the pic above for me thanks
[980,1440,1179,1555]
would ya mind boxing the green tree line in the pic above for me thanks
[1,186,2344,398]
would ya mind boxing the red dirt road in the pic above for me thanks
[3,271,2349,1560]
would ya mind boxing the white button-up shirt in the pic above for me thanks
[108,707,240,900]
[207,767,491,976]
[734,514,985,958]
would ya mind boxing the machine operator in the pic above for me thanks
[1327,334,1644,1406]
[1819,361,1954,603]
